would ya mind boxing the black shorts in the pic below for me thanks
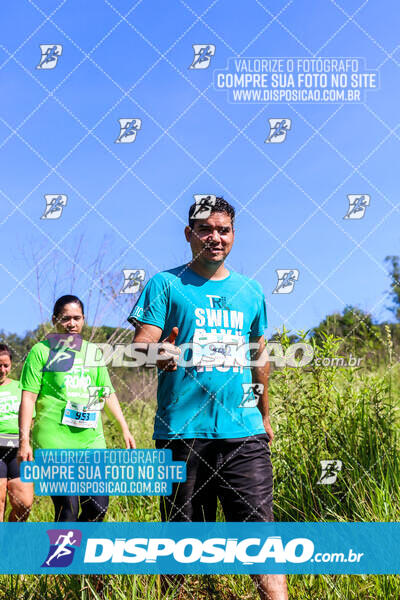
[156,434,274,522]
[0,447,19,480]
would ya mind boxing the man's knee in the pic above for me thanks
[52,496,79,522]
[79,496,109,522]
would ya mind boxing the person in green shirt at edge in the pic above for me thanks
[0,343,33,521]
[18,294,136,522]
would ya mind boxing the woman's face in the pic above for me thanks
[52,302,85,334]
[0,352,11,385]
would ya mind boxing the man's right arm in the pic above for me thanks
[133,323,180,371]
[132,322,163,344]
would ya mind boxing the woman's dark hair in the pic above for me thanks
[53,295,85,319]
[0,343,12,361]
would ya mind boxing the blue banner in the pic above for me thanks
[0,523,398,574]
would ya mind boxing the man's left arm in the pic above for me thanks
[250,335,274,443]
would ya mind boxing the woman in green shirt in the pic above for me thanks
[18,295,135,522]
[0,344,33,521]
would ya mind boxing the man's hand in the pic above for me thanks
[263,416,274,444]
[157,327,181,372]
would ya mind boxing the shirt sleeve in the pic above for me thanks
[250,284,268,337]
[15,378,37,418]
[127,274,169,330]
[20,344,47,394]
[96,365,115,395]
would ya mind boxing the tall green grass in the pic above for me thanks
[1,333,400,599]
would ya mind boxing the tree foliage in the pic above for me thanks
[385,255,400,321]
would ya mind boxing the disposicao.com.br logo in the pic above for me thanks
[42,529,82,568]
[82,536,363,565]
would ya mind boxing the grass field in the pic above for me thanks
[1,333,400,599]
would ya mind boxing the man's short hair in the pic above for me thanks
[188,196,235,229]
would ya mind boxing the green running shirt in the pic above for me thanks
[0,379,21,435]
[20,339,115,450]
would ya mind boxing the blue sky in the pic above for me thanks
[0,0,399,337]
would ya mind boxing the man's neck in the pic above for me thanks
[187,260,230,280]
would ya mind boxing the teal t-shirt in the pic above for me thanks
[127,264,268,439]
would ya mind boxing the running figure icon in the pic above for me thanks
[45,531,77,566]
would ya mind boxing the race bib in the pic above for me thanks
[62,401,99,429]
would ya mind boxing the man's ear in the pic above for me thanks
[184,225,192,242]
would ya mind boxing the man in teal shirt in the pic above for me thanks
[128,197,288,600]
